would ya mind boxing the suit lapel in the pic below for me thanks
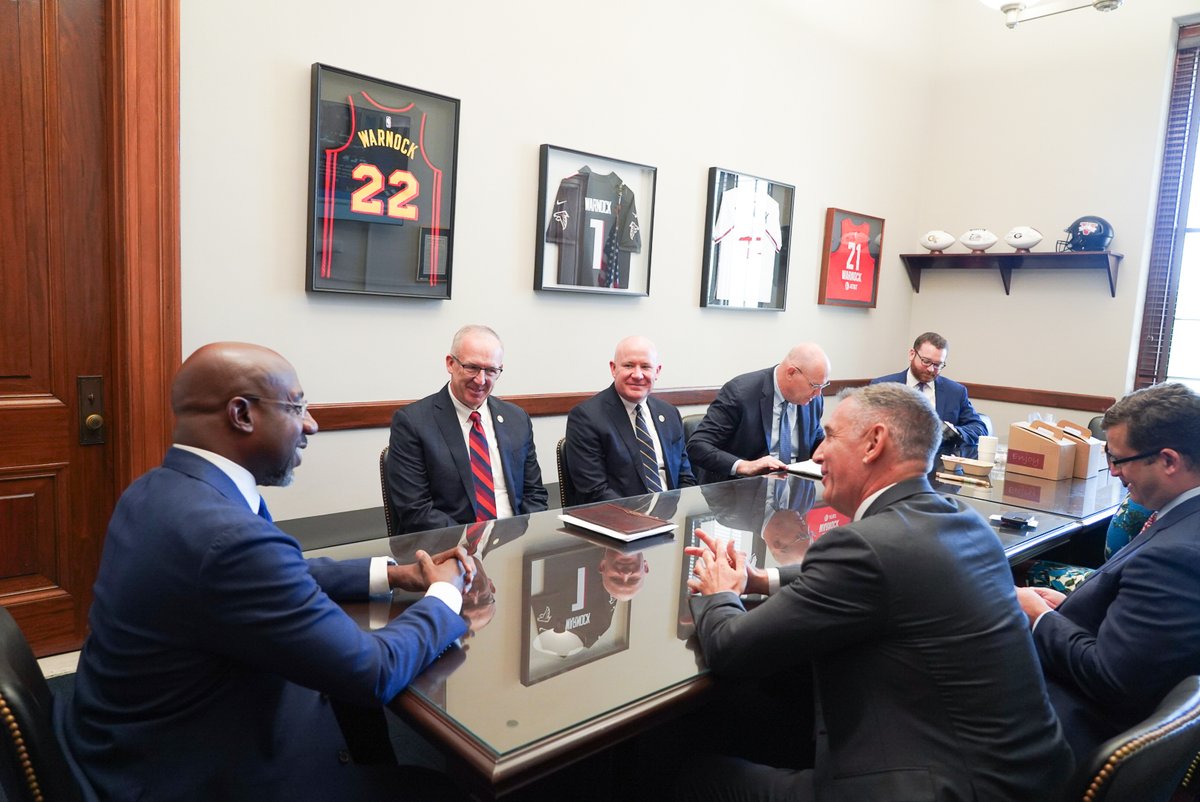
[759,368,775,452]
[604,385,643,481]
[489,398,521,510]
[433,388,475,503]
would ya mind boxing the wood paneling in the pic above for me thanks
[308,379,1113,432]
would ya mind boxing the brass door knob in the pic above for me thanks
[85,414,105,431]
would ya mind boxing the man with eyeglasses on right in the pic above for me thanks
[871,331,987,458]
[386,324,548,535]
[1015,382,1200,764]
[687,342,830,484]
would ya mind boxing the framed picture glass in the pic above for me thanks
[521,542,634,686]
[817,207,885,308]
[306,63,459,299]
[699,168,795,310]
[535,144,656,296]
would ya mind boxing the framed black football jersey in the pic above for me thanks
[534,144,657,296]
[306,63,460,299]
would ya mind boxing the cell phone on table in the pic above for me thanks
[1000,512,1034,528]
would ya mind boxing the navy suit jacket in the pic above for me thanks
[689,477,1071,800]
[1035,493,1200,762]
[387,385,548,535]
[564,384,696,505]
[871,370,988,457]
[65,448,467,801]
[686,366,823,484]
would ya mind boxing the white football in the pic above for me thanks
[959,228,998,251]
[919,230,956,252]
[1004,226,1043,250]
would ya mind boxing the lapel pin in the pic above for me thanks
[497,415,504,424]
[658,414,665,422]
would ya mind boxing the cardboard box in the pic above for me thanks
[1005,421,1075,481]
[1056,418,1106,479]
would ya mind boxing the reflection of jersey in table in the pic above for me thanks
[711,179,781,306]
[545,167,641,289]
[317,91,446,288]
[529,547,617,650]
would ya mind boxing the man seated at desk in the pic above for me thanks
[870,331,987,458]
[687,342,830,484]
[1016,382,1200,763]
[565,335,696,504]
[64,342,474,801]
[683,383,1070,801]
[387,324,548,534]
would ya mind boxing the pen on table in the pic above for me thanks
[935,471,991,488]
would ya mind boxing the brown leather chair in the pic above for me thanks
[0,607,89,801]
[1063,675,1200,801]
[379,447,396,538]
[555,437,580,509]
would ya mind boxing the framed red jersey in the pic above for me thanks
[306,64,459,299]
[817,208,885,308]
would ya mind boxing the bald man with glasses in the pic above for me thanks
[386,325,548,535]
[687,343,830,485]
[870,331,987,458]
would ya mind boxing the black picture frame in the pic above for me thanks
[699,167,795,310]
[521,542,632,686]
[306,63,459,299]
[534,144,656,296]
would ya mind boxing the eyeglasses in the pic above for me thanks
[1104,445,1163,468]
[915,354,948,370]
[795,366,831,391]
[243,395,309,418]
[450,354,503,380]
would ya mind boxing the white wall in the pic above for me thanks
[180,0,1200,519]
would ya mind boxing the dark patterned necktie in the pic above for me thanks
[778,401,793,465]
[468,411,496,522]
[1139,511,1158,536]
[634,404,664,492]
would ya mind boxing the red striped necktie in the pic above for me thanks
[468,411,497,522]
[1139,511,1158,536]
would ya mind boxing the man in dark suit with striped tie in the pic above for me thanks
[1017,382,1200,763]
[564,335,696,506]
[387,325,548,535]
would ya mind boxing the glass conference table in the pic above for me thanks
[310,469,1125,797]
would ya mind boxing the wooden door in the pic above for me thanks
[1,0,113,655]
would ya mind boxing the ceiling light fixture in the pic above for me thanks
[979,0,1123,29]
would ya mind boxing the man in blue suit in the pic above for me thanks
[1017,382,1200,762]
[387,325,548,534]
[65,342,474,801]
[870,331,987,458]
[687,343,830,484]
[564,335,696,505]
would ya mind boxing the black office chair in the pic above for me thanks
[379,447,396,538]
[1089,415,1107,442]
[0,607,88,802]
[1063,675,1200,802]
[555,437,580,508]
[682,413,705,443]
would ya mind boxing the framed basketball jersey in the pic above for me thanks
[817,207,885,308]
[306,64,460,299]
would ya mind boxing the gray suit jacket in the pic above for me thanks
[690,477,1071,801]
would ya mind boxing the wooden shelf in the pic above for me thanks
[899,251,1123,297]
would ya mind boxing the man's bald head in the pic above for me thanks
[172,342,316,486]
[777,342,831,406]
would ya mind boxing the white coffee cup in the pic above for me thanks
[977,435,998,461]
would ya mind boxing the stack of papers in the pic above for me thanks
[785,459,822,479]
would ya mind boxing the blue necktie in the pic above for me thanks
[778,402,793,465]
[258,498,272,523]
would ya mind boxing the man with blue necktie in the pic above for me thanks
[870,331,987,458]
